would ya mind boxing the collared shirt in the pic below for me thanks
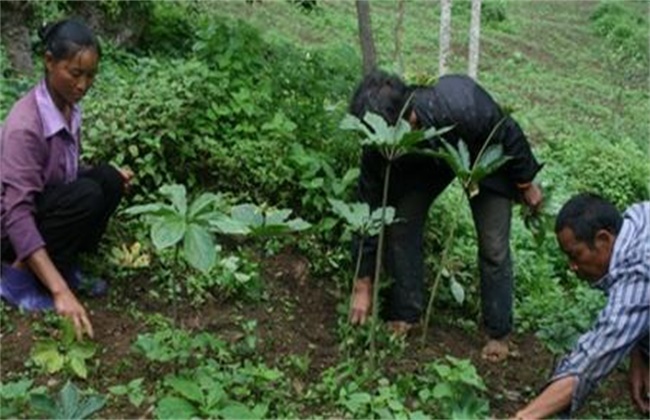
[0,79,82,261]
[551,202,650,414]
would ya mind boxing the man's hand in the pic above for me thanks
[520,183,543,212]
[53,289,94,341]
[117,167,134,192]
[629,347,650,413]
[349,277,372,325]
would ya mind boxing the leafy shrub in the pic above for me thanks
[543,133,649,209]
[482,0,508,24]
[139,1,197,56]
[591,1,648,62]
[83,14,358,209]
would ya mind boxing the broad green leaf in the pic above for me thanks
[30,393,57,417]
[286,218,311,231]
[458,140,471,171]
[0,379,33,399]
[155,396,198,419]
[32,341,64,373]
[363,112,391,142]
[60,318,76,346]
[219,402,258,420]
[472,155,512,183]
[231,204,264,227]
[432,382,454,399]
[151,216,185,250]
[123,203,174,217]
[252,403,269,419]
[69,342,96,360]
[159,184,187,216]
[341,168,360,184]
[183,223,216,273]
[409,410,431,420]
[450,278,465,304]
[342,392,371,413]
[195,210,226,224]
[108,385,128,396]
[203,384,226,409]
[340,113,374,140]
[165,377,204,404]
[209,216,250,235]
[59,381,80,418]
[74,395,107,419]
[68,357,88,379]
[188,193,221,219]
[264,209,292,225]
[423,124,455,140]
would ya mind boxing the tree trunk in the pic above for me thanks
[393,0,405,75]
[356,0,377,75]
[468,0,482,79]
[0,0,35,76]
[438,0,452,76]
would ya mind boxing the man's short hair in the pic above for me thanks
[555,193,623,247]
[349,70,411,125]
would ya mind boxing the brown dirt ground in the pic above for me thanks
[0,252,634,419]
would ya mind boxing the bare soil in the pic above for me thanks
[0,251,633,419]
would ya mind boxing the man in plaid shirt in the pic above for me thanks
[516,193,649,418]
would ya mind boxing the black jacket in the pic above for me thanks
[355,74,543,278]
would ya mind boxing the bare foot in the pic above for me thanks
[349,278,372,325]
[386,320,414,336]
[481,338,509,362]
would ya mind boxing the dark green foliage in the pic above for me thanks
[30,381,106,420]
[590,1,649,62]
[139,1,197,56]
[544,133,649,209]
[83,15,358,207]
[482,0,508,24]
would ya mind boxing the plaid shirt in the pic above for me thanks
[551,202,650,414]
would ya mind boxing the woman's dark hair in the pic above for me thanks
[555,193,623,247]
[349,69,411,125]
[38,18,101,60]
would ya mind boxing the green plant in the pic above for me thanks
[418,357,489,419]
[125,184,225,273]
[133,327,231,366]
[329,198,396,311]
[211,203,311,237]
[30,318,97,379]
[108,378,147,408]
[185,250,263,305]
[155,358,291,419]
[0,379,46,419]
[419,132,511,344]
[30,381,106,420]
[125,184,226,320]
[340,110,450,368]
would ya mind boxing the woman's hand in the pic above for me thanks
[53,288,94,341]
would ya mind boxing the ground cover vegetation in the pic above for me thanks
[1,0,648,418]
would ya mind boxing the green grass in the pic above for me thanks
[209,0,649,152]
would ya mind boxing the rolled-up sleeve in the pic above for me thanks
[550,270,650,414]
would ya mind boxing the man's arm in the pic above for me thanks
[515,275,649,418]
[515,376,577,419]
[629,345,650,413]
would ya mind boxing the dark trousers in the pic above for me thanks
[2,164,123,272]
[382,169,513,339]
